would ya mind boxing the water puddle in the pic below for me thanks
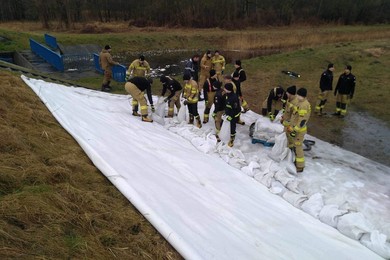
[342,109,390,167]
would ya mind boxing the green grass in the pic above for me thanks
[241,40,390,125]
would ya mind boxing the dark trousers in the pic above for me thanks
[187,102,199,117]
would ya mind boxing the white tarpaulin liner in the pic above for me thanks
[22,75,389,259]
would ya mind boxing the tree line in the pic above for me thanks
[1,0,389,29]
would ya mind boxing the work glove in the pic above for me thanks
[268,112,275,122]
[164,97,169,103]
[286,125,294,133]
[290,131,296,138]
[212,112,216,118]
[183,100,188,106]
[125,72,132,81]
[227,115,233,121]
[151,105,155,112]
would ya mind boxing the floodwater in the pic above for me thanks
[115,49,281,77]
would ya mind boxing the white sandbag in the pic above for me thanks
[219,118,231,143]
[282,190,308,208]
[260,171,275,188]
[241,161,261,177]
[301,193,324,218]
[155,96,166,118]
[253,169,268,182]
[318,204,348,228]
[270,181,287,195]
[151,113,165,125]
[274,168,295,186]
[177,102,187,122]
[269,133,288,162]
[360,231,390,259]
[337,212,373,240]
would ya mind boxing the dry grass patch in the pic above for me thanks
[0,71,182,259]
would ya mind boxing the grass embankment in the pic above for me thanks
[0,71,181,259]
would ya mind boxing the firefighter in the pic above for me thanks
[333,65,356,118]
[211,50,226,82]
[287,88,311,172]
[315,63,334,115]
[183,74,202,128]
[231,71,245,125]
[213,79,225,142]
[160,75,182,118]
[232,60,250,113]
[126,55,151,79]
[261,86,286,121]
[124,76,154,123]
[203,69,220,123]
[280,85,298,149]
[224,83,241,147]
[99,45,119,92]
[199,50,213,99]
[184,54,200,82]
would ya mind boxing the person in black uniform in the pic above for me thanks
[261,86,286,121]
[124,76,154,122]
[213,79,225,142]
[224,83,241,147]
[233,60,250,113]
[315,63,334,115]
[333,65,356,118]
[160,75,182,118]
[203,69,221,123]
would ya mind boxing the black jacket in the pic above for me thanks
[213,89,225,113]
[161,77,182,99]
[319,69,333,91]
[334,73,356,98]
[232,78,242,97]
[129,77,153,105]
[266,87,285,112]
[225,92,241,118]
[234,66,246,82]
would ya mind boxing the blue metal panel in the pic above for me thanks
[44,34,58,49]
[29,39,64,71]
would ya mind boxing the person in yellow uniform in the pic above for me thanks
[211,50,225,82]
[199,50,213,100]
[124,76,154,123]
[183,74,202,128]
[280,85,298,149]
[99,45,119,92]
[126,55,151,79]
[286,88,311,172]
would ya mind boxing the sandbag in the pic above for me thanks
[301,193,324,218]
[319,204,348,228]
[177,102,187,122]
[219,117,231,143]
[337,212,373,240]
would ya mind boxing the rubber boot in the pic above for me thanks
[203,114,209,124]
[261,108,268,116]
[189,115,194,124]
[228,136,235,147]
[195,116,202,128]
[142,115,153,123]
[237,116,245,125]
[132,105,141,116]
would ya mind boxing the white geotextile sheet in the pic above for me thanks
[22,76,382,259]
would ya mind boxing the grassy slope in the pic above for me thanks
[0,71,181,259]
